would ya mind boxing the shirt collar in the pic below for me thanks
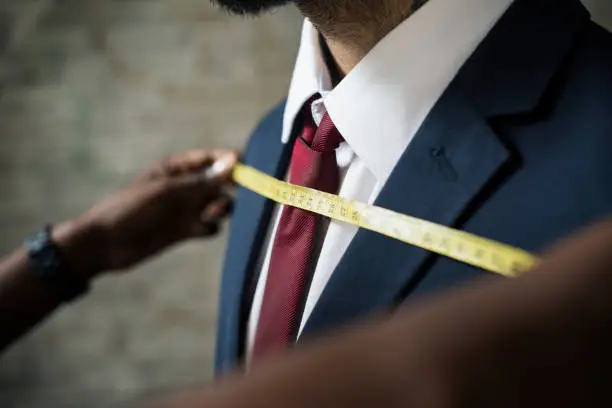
[281,22,332,144]
[282,0,514,185]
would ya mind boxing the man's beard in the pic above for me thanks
[212,0,429,17]
[211,0,293,15]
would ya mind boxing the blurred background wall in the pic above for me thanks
[0,1,610,407]
[0,1,302,407]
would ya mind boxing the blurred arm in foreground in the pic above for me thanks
[146,217,612,408]
[0,149,238,354]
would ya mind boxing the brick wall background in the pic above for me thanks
[0,1,301,407]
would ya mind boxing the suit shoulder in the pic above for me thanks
[570,21,612,77]
[583,20,612,48]
[552,21,612,127]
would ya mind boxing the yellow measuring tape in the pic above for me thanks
[233,163,539,278]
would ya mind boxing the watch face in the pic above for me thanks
[26,229,54,273]
[26,230,46,252]
[25,226,89,302]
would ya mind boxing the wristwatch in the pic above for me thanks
[24,225,89,302]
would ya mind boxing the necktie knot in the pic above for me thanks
[311,112,343,153]
[301,99,343,153]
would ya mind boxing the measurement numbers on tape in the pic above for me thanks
[233,163,539,278]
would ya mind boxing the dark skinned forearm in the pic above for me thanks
[0,246,62,352]
[0,148,238,356]
[0,219,102,353]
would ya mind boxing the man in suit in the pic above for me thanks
[213,0,612,374]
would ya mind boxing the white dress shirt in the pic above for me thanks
[247,0,514,358]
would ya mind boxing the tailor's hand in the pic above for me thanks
[52,149,239,279]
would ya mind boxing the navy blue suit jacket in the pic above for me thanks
[215,0,612,374]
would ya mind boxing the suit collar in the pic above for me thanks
[301,86,512,338]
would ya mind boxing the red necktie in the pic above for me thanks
[252,100,343,360]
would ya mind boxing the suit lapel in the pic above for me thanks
[300,0,590,338]
[215,102,297,373]
[301,88,511,337]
